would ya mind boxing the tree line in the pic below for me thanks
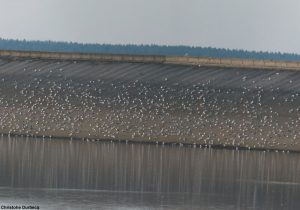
[0,38,299,61]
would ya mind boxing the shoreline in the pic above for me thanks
[1,133,298,154]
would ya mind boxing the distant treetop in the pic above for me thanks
[0,38,299,62]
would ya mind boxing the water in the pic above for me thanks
[0,136,299,209]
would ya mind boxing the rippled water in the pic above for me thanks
[0,136,299,209]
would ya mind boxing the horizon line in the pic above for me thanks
[0,37,298,56]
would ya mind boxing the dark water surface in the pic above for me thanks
[0,136,299,209]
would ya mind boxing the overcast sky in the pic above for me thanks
[1,0,300,53]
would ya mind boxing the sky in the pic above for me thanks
[1,0,300,53]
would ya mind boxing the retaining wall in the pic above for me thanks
[1,50,300,71]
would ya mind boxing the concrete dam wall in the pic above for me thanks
[1,50,300,151]
[2,50,300,71]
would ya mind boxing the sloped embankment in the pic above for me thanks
[0,55,300,151]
